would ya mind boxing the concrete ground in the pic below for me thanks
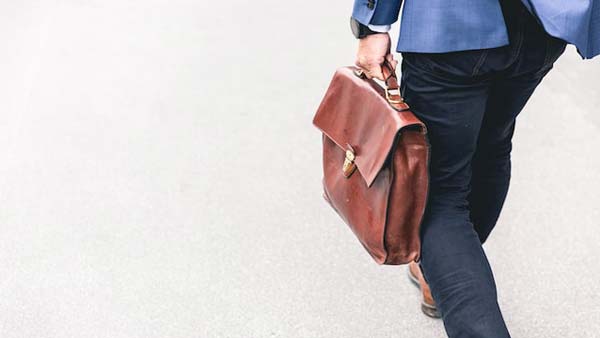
[1,1,599,337]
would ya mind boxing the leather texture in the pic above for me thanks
[312,65,430,265]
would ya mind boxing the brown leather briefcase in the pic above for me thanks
[312,62,430,265]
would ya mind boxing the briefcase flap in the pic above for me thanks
[313,67,425,187]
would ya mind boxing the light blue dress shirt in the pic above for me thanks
[352,0,600,59]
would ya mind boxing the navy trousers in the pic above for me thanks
[399,0,566,337]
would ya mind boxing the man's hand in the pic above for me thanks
[355,33,398,80]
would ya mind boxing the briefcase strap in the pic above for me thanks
[381,59,405,107]
[353,59,409,111]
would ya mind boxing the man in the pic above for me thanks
[351,0,599,337]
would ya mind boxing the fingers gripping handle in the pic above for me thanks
[352,59,408,109]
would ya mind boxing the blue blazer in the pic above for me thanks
[352,0,600,59]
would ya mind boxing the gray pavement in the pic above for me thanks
[1,1,599,337]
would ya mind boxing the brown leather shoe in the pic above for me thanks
[408,261,441,318]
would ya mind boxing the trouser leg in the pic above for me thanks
[467,5,566,243]
[397,0,566,336]
[469,73,545,243]
[400,51,511,338]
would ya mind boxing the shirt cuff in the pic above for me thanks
[368,24,391,33]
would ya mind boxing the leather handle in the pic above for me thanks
[380,59,407,107]
[352,59,398,90]
[352,59,410,110]
[381,59,399,91]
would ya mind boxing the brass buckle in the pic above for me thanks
[385,87,404,104]
[342,149,357,178]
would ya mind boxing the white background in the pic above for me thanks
[1,1,599,337]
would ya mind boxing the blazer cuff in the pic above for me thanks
[352,0,402,26]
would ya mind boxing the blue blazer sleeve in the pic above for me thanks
[352,0,403,25]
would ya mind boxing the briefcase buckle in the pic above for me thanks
[343,149,357,178]
[385,87,404,104]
